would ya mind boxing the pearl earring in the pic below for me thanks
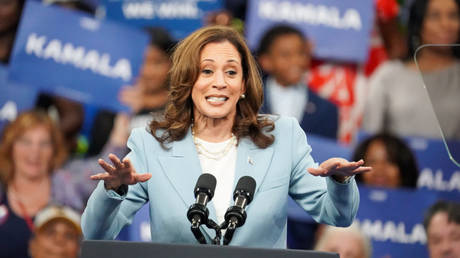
[240,94,246,99]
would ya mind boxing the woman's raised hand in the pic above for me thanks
[307,158,372,183]
[91,153,152,190]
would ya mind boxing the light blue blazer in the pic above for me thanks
[82,116,359,248]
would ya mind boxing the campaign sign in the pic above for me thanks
[407,137,460,195]
[245,0,374,63]
[356,186,439,258]
[8,1,149,112]
[99,0,223,39]
[0,65,38,132]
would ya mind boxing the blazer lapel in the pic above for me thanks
[234,137,274,195]
[157,129,218,239]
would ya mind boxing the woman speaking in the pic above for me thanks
[82,25,370,248]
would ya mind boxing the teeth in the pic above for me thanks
[207,97,227,102]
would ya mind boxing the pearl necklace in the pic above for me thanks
[191,127,237,160]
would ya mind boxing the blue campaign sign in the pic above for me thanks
[407,137,460,195]
[245,0,374,63]
[0,65,38,132]
[8,1,149,112]
[356,186,439,258]
[100,0,223,39]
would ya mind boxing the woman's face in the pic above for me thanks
[362,140,401,188]
[12,125,54,180]
[138,46,171,93]
[192,40,245,121]
[421,0,460,45]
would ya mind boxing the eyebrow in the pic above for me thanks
[201,58,240,65]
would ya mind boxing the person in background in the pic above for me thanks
[314,223,371,258]
[0,0,24,64]
[257,24,339,140]
[362,0,460,140]
[29,205,82,258]
[87,27,175,157]
[352,133,419,188]
[0,109,119,258]
[0,110,78,258]
[257,24,340,249]
[423,200,460,258]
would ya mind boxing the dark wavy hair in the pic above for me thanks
[424,200,460,230]
[407,0,460,59]
[150,26,274,149]
[352,133,419,188]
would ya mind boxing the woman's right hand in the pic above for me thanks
[91,153,152,191]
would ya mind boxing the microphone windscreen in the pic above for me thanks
[234,176,256,203]
[194,173,217,199]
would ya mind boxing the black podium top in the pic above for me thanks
[81,240,339,258]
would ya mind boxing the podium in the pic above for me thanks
[81,240,339,258]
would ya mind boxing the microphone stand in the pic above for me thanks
[190,219,207,244]
[190,218,222,245]
[206,219,222,245]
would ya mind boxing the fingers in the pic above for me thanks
[98,159,116,174]
[134,173,152,182]
[90,172,112,180]
[352,166,373,174]
[307,167,328,176]
[96,156,151,185]
[122,157,132,169]
[108,153,124,169]
[332,159,364,172]
[308,159,370,178]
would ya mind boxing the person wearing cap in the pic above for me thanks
[29,205,82,258]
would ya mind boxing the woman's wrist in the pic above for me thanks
[331,175,352,183]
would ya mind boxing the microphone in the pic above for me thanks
[187,173,217,244]
[223,176,256,245]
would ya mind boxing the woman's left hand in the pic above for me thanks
[307,158,372,183]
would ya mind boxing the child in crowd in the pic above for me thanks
[257,24,339,140]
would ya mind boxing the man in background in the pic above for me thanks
[424,201,460,258]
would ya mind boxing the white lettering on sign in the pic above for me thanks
[356,219,426,244]
[25,33,132,81]
[417,168,460,192]
[122,1,199,19]
[0,101,18,122]
[258,1,362,30]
